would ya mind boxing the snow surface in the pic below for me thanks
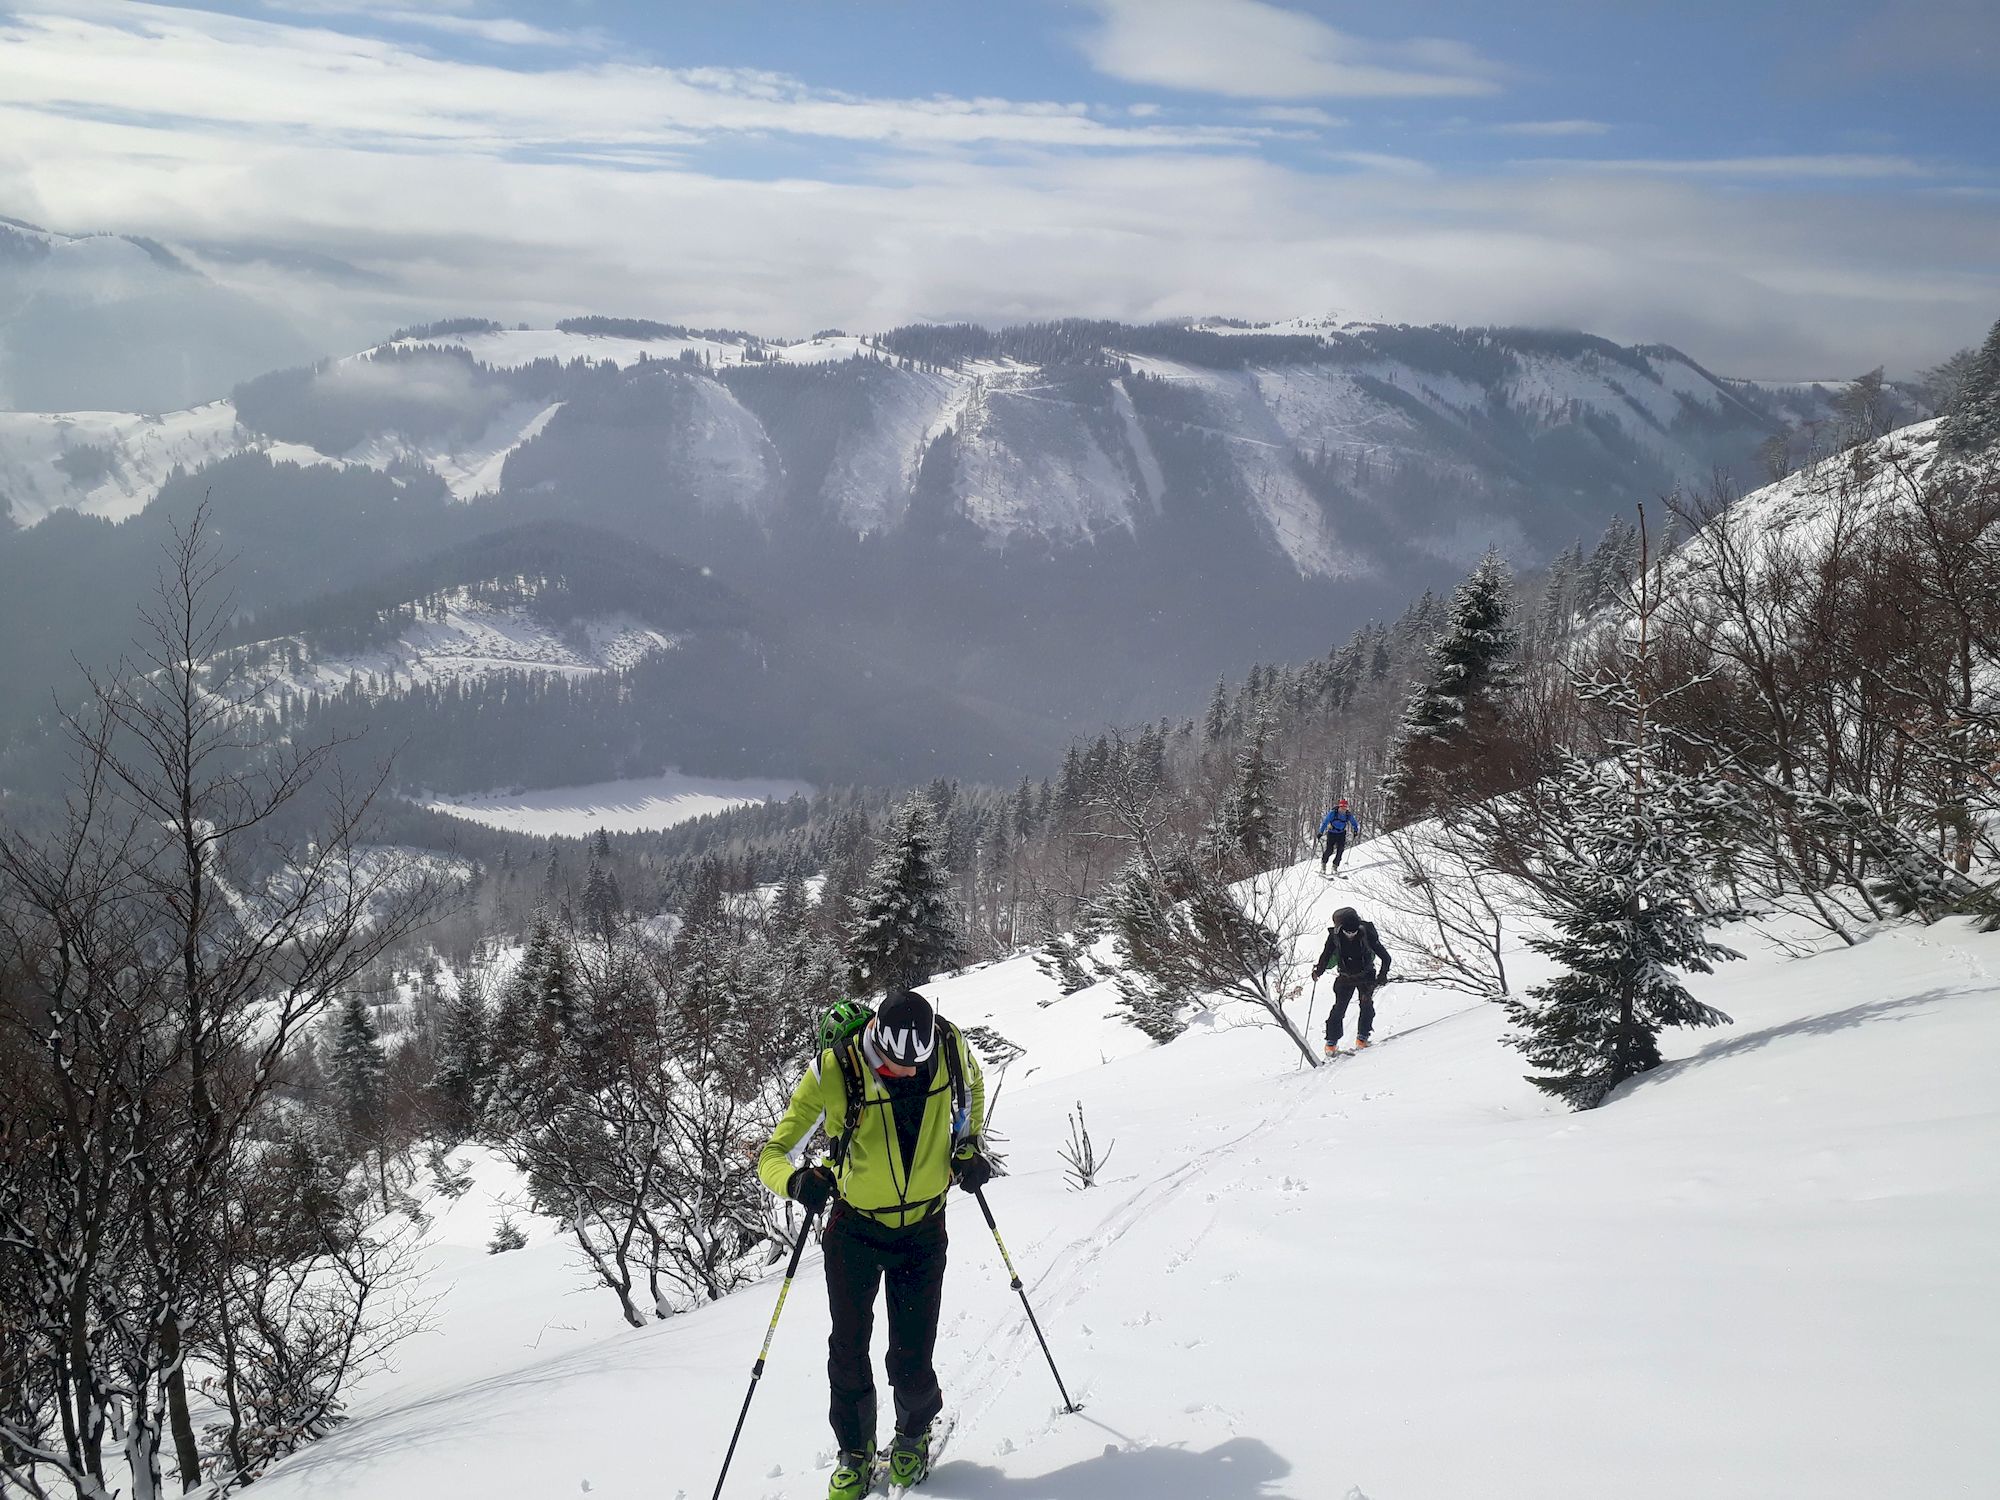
[1118,354,1350,576]
[0,401,241,524]
[341,399,566,501]
[415,769,812,836]
[226,592,679,707]
[248,843,1999,1500]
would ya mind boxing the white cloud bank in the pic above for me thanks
[0,1,1993,379]
[1076,0,1504,99]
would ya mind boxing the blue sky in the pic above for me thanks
[1,0,1994,374]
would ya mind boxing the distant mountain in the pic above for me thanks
[0,216,324,412]
[0,313,1934,798]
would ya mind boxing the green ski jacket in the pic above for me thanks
[758,1026,986,1229]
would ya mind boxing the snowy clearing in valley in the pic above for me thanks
[249,844,1999,1500]
[415,770,811,836]
[227,595,680,707]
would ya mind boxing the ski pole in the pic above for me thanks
[972,1187,1081,1414]
[1303,973,1319,1061]
[711,1206,820,1500]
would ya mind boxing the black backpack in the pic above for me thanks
[1333,922,1378,976]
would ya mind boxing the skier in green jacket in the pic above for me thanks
[759,988,990,1499]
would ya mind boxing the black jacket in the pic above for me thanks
[1313,915,1391,982]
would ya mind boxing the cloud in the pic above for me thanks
[1510,154,1937,179]
[1485,119,1610,137]
[1323,150,1432,177]
[0,2,1272,156]
[1076,0,1503,99]
[0,1,1992,381]
[1250,105,1345,127]
[261,0,586,49]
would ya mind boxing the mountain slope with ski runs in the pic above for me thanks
[247,844,1999,1500]
[0,308,1923,788]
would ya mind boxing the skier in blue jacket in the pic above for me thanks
[1318,799,1359,875]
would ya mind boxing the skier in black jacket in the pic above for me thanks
[1311,906,1391,1056]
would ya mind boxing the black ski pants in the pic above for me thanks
[1325,973,1376,1044]
[823,1204,947,1453]
[1321,829,1347,871]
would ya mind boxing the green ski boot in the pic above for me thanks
[886,1428,931,1492]
[828,1445,876,1500]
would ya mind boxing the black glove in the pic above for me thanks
[1376,967,1391,986]
[787,1164,836,1214]
[1310,963,1325,981]
[952,1149,994,1193]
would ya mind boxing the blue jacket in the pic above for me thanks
[1319,808,1359,837]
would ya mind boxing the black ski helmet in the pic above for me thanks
[872,987,937,1066]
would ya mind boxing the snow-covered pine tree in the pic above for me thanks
[324,992,387,1158]
[1210,713,1279,875]
[581,855,622,943]
[1486,511,1739,1109]
[1499,742,1741,1108]
[1204,675,1229,743]
[487,915,580,1121]
[431,980,490,1136]
[1099,854,1198,1042]
[1938,315,2000,457]
[1382,550,1520,826]
[846,793,962,993]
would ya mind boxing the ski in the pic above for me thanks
[885,1411,955,1498]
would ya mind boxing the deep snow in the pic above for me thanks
[244,842,1999,1500]
[415,769,812,837]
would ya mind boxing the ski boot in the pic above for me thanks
[828,1445,876,1500]
[1323,1042,1341,1058]
[1354,1037,1372,1050]
[886,1428,932,1492]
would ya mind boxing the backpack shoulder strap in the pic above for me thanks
[938,1018,970,1145]
[827,1042,867,1167]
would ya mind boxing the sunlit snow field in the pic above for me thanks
[416,770,811,837]
[246,844,2000,1500]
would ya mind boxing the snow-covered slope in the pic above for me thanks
[415,770,812,837]
[0,402,242,524]
[223,588,680,706]
[1,319,1841,582]
[248,846,1999,1500]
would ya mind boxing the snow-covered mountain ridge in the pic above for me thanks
[0,318,1906,578]
[244,845,2000,1500]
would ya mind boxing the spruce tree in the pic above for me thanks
[846,794,962,994]
[1382,550,1519,826]
[1501,738,1740,1109]
[1938,315,2000,457]
[581,856,622,942]
[1211,713,1279,874]
[1204,675,1229,743]
[432,982,490,1136]
[1488,515,1739,1109]
[325,992,387,1156]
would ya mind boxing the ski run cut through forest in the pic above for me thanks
[210,845,1996,1500]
